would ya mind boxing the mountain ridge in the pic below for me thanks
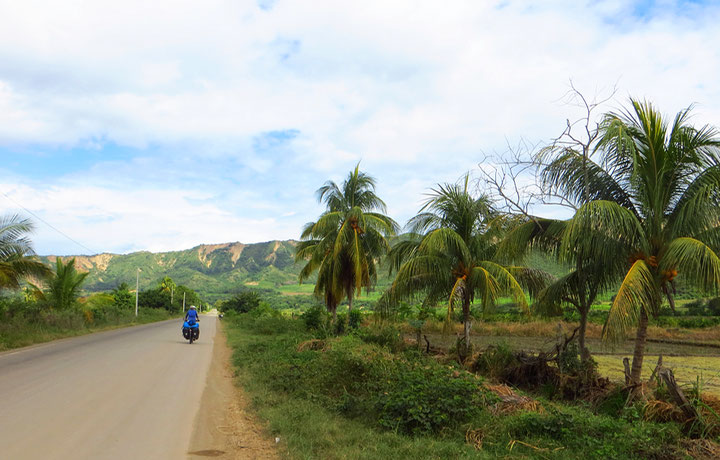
[38,240,302,301]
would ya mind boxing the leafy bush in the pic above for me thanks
[223,290,262,313]
[348,309,362,329]
[564,308,608,325]
[225,314,692,459]
[377,365,487,435]
[472,343,516,379]
[249,301,280,319]
[111,283,134,310]
[334,313,347,335]
[301,305,329,333]
[138,287,171,310]
[708,297,720,316]
[685,299,707,316]
[355,324,403,352]
[505,407,681,459]
[655,316,720,328]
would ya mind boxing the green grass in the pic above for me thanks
[222,313,687,459]
[0,308,179,352]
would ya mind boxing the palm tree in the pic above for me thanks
[385,176,541,353]
[539,99,720,385]
[0,215,51,290]
[500,216,625,362]
[32,257,88,310]
[160,276,176,304]
[296,165,398,320]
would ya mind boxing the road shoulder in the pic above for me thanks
[187,320,278,459]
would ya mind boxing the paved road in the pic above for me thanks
[0,315,217,460]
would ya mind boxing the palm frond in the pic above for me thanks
[602,260,657,343]
[537,147,636,211]
[533,271,580,317]
[660,237,720,294]
[506,266,555,299]
[562,200,645,261]
[477,261,529,312]
[418,228,471,265]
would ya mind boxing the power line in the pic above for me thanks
[0,189,97,254]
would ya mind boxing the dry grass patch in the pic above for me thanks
[682,439,720,460]
[296,339,327,352]
[483,383,544,416]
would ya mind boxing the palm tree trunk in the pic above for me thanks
[463,296,471,354]
[579,305,590,362]
[630,307,649,385]
[348,295,353,313]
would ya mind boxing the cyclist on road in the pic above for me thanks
[185,305,199,323]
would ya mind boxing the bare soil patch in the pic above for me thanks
[188,323,278,460]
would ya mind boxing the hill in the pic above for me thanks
[39,241,572,306]
[39,240,302,302]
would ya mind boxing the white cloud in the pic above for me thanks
[0,181,297,255]
[2,1,720,253]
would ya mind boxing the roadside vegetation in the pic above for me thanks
[0,216,201,351]
[223,310,696,459]
[218,97,720,458]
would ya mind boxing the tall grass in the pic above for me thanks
[0,306,176,351]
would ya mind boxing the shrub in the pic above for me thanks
[348,309,362,329]
[505,407,681,458]
[223,290,262,313]
[301,305,329,332]
[376,365,486,435]
[249,301,279,318]
[472,343,517,380]
[334,313,347,335]
[708,297,720,316]
[685,299,707,316]
[138,288,171,310]
[355,324,403,352]
[657,316,720,328]
[111,283,134,310]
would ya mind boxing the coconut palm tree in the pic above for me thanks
[0,215,51,290]
[499,214,626,362]
[296,165,398,320]
[539,99,720,385]
[385,176,542,354]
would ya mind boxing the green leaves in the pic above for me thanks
[386,178,539,321]
[660,237,720,294]
[0,214,50,291]
[33,257,89,310]
[603,260,657,343]
[297,167,396,312]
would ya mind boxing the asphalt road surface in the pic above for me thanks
[0,315,217,460]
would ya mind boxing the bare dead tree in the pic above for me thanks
[538,80,617,205]
[479,81,618,363]
[478,138,578,222]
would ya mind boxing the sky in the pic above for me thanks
[1,0,720,255]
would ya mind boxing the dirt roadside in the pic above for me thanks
[187,322,279,459]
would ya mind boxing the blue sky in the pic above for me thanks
[1,0,720,255]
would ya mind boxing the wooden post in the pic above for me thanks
[648,355,663,383]
[658,367,699,421]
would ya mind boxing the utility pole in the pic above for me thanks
[135,268,141,317]
[183,292,186,313]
